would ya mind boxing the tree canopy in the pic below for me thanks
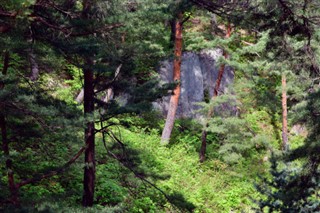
[1,0,319,212]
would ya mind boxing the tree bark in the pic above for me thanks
[82,62,95,207]
[17,142,88,188]
[161,13,183,145]
[29,50,39,81]
[199,24,231,162]
[1,51,19,204]
[103,88,114,103]
[76,88,84,103]
[80,0,96,206]
[282,74,288,151]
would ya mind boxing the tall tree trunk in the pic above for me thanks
[82,62,95,207]
[1,51,19,204]
[81,0,95,207]
[161,13,183,145]
[282,74,288,151]
[199,24,231,162]
[29,50,39,81]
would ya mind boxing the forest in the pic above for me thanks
[0,0,319,212]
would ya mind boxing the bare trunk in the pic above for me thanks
[101,64,121,103]
[282,74,288,151]
[199,129,207,162]
[28,50,39,81]
[82,62,95,207]
[103,88,114,103]
[76,88,84,103]
[199,24,231,162]
[17,142,88,188]
[81,1,96,205]
[1,51,19,204]
[161,13,183,145]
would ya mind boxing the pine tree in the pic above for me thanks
[161,12,184,145]
[1,0,181,208]
[191,3,319,207]
[257,152,319,212]
[199,23,231,163]
[0,0,120,206]
[0,52,84,206]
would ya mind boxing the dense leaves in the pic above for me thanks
[1,0,320,212]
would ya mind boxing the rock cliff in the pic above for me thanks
[154,49,234,118]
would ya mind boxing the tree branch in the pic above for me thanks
[0,10,18,18]
[16,143,88,188]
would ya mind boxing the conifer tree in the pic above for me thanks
[79,1,96,206]
[1,0,180,208]
[199,23,231,162]
[160,0,193,144]
[161,12,184,145]
[201,1,320,210]
[0,0,122,206]
[0,51,84,205]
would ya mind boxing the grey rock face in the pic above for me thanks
[155,49,234,118]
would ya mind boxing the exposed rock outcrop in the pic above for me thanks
[154,49,234,118]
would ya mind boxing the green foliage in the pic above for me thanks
[257,89,320,212]
[39,69,82,105]
[131,197,157,213]
[256,155,319,212]
[95,179,126,205]
[170,118,202,147]
[1,0,320,212]
[112,124,266,212]
[200,93,272,164]
[0,43,85,209]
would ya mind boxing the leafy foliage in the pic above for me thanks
[256,154,319,212]
[1,0,320,212]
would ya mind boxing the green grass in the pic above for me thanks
[113,126,267,212]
